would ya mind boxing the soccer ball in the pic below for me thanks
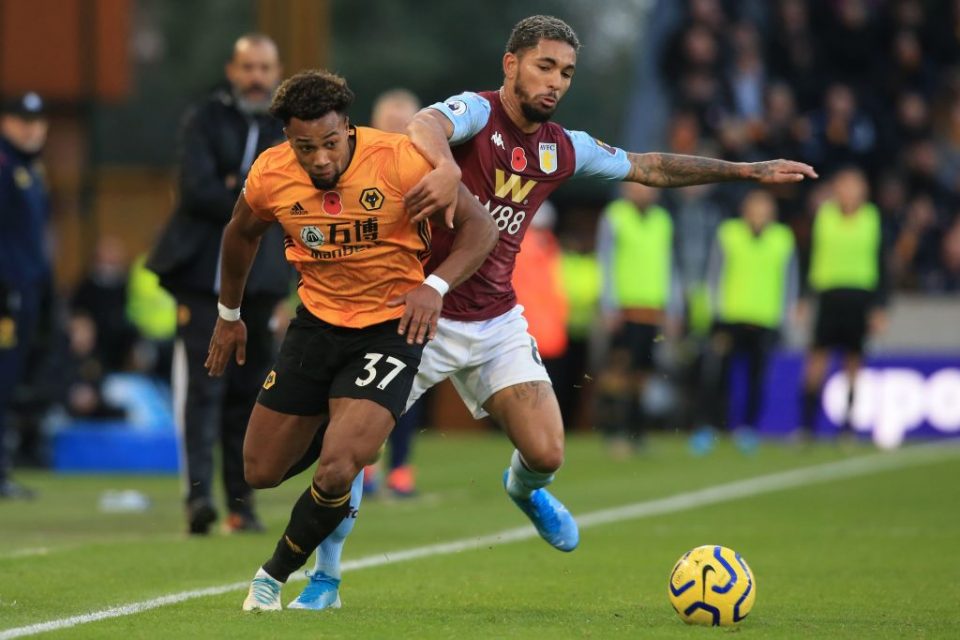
[667,545,756,626]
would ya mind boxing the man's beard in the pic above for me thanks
[234,86,272,115]
[514,83,556,123]
[310,173,341,190]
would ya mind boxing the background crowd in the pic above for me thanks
[3,0,960,500]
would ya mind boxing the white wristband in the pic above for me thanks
[423,274,450,297]
[217,302,241,321]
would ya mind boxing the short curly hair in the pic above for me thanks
[269,70,355,124]
[506,15,580,55]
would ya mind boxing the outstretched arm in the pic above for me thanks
[625,153,817,187]
[204,196,273,376]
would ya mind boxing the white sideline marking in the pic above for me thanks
[0,549,50,560]
[2,444,957,639]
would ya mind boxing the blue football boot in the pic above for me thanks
[503,469,579,552]
[288,570,342,610]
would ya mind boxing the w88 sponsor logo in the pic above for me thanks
[490,204,526,234]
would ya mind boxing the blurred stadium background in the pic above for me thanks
[1,0,960,637]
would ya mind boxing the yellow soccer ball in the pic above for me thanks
[668,545,756,626]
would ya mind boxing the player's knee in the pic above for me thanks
[244,458,283,489]
[523,443,564,474]
[314,458,359,495]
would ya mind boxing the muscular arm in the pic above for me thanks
[625,152,817,187]
[428,183,498,289]
[389,182,496,345]
[205,195,273,375]
[217,195,273,309]
[404,109,462,226]
[407,109,459,174]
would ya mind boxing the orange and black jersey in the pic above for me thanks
[243,127,433,328]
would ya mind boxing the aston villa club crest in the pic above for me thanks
[511,147,527,172]
[539,142,558,175]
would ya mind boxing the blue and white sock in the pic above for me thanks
[312,470,364,580]
[505,449,554,499]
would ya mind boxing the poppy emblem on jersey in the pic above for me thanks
[322,191,343,215]
[511,147,527,172]
[359,187,385,211]
[539,142,558,175]
[300,225,325,249]
[263,370,276,390]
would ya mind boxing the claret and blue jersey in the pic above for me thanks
[425,90,631,322]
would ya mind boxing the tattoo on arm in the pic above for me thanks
[627,153,748,187]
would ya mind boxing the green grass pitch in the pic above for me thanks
[1,433,959,639]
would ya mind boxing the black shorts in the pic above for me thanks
[611,321,659,371]
[813,289,873,354]
[257,306,424,422]
[711,322,778,354]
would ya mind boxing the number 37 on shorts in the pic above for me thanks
[355,353,407,390]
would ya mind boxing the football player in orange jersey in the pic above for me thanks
[203,70,497,611]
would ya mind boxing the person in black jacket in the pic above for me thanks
[148,34,291,534]
[0,91,49,500]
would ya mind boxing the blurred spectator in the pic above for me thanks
[126,252,177,378]
[883,30,937,101]
[655,0,960,292]
[146,34,290,534]
[933,80,960,198]
[662,24,728,134]
[800,168,887,438]
[596,183,678,455]
[799,83,878,178]
[726,22,766,122]
[558,221,602,430]
[891,194,941,289]
[362,87,423,499]
[0,91,50,499]
[822,0,883,89]
[765,0,823,111]
[370,88,420,133]
[695,190,798,453]
[64,313,126,420]
[938,215,960,291]
[71,236,139,372]
[514,201,569,390]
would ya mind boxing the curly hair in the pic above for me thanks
[269,70,355,124]
[505,15,580,55]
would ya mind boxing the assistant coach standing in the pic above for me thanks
[0,92,49,500]
[148,34,292,534]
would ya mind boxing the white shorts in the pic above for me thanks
[406,305,551,419]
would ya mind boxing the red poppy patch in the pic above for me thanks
[322,191,343,215]
[511,147,527,172]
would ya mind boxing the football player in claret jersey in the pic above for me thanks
[399,15,815,554]
[203,70,496,611]
[295,15,818,608]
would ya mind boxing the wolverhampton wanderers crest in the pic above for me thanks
[263,370,277,390]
